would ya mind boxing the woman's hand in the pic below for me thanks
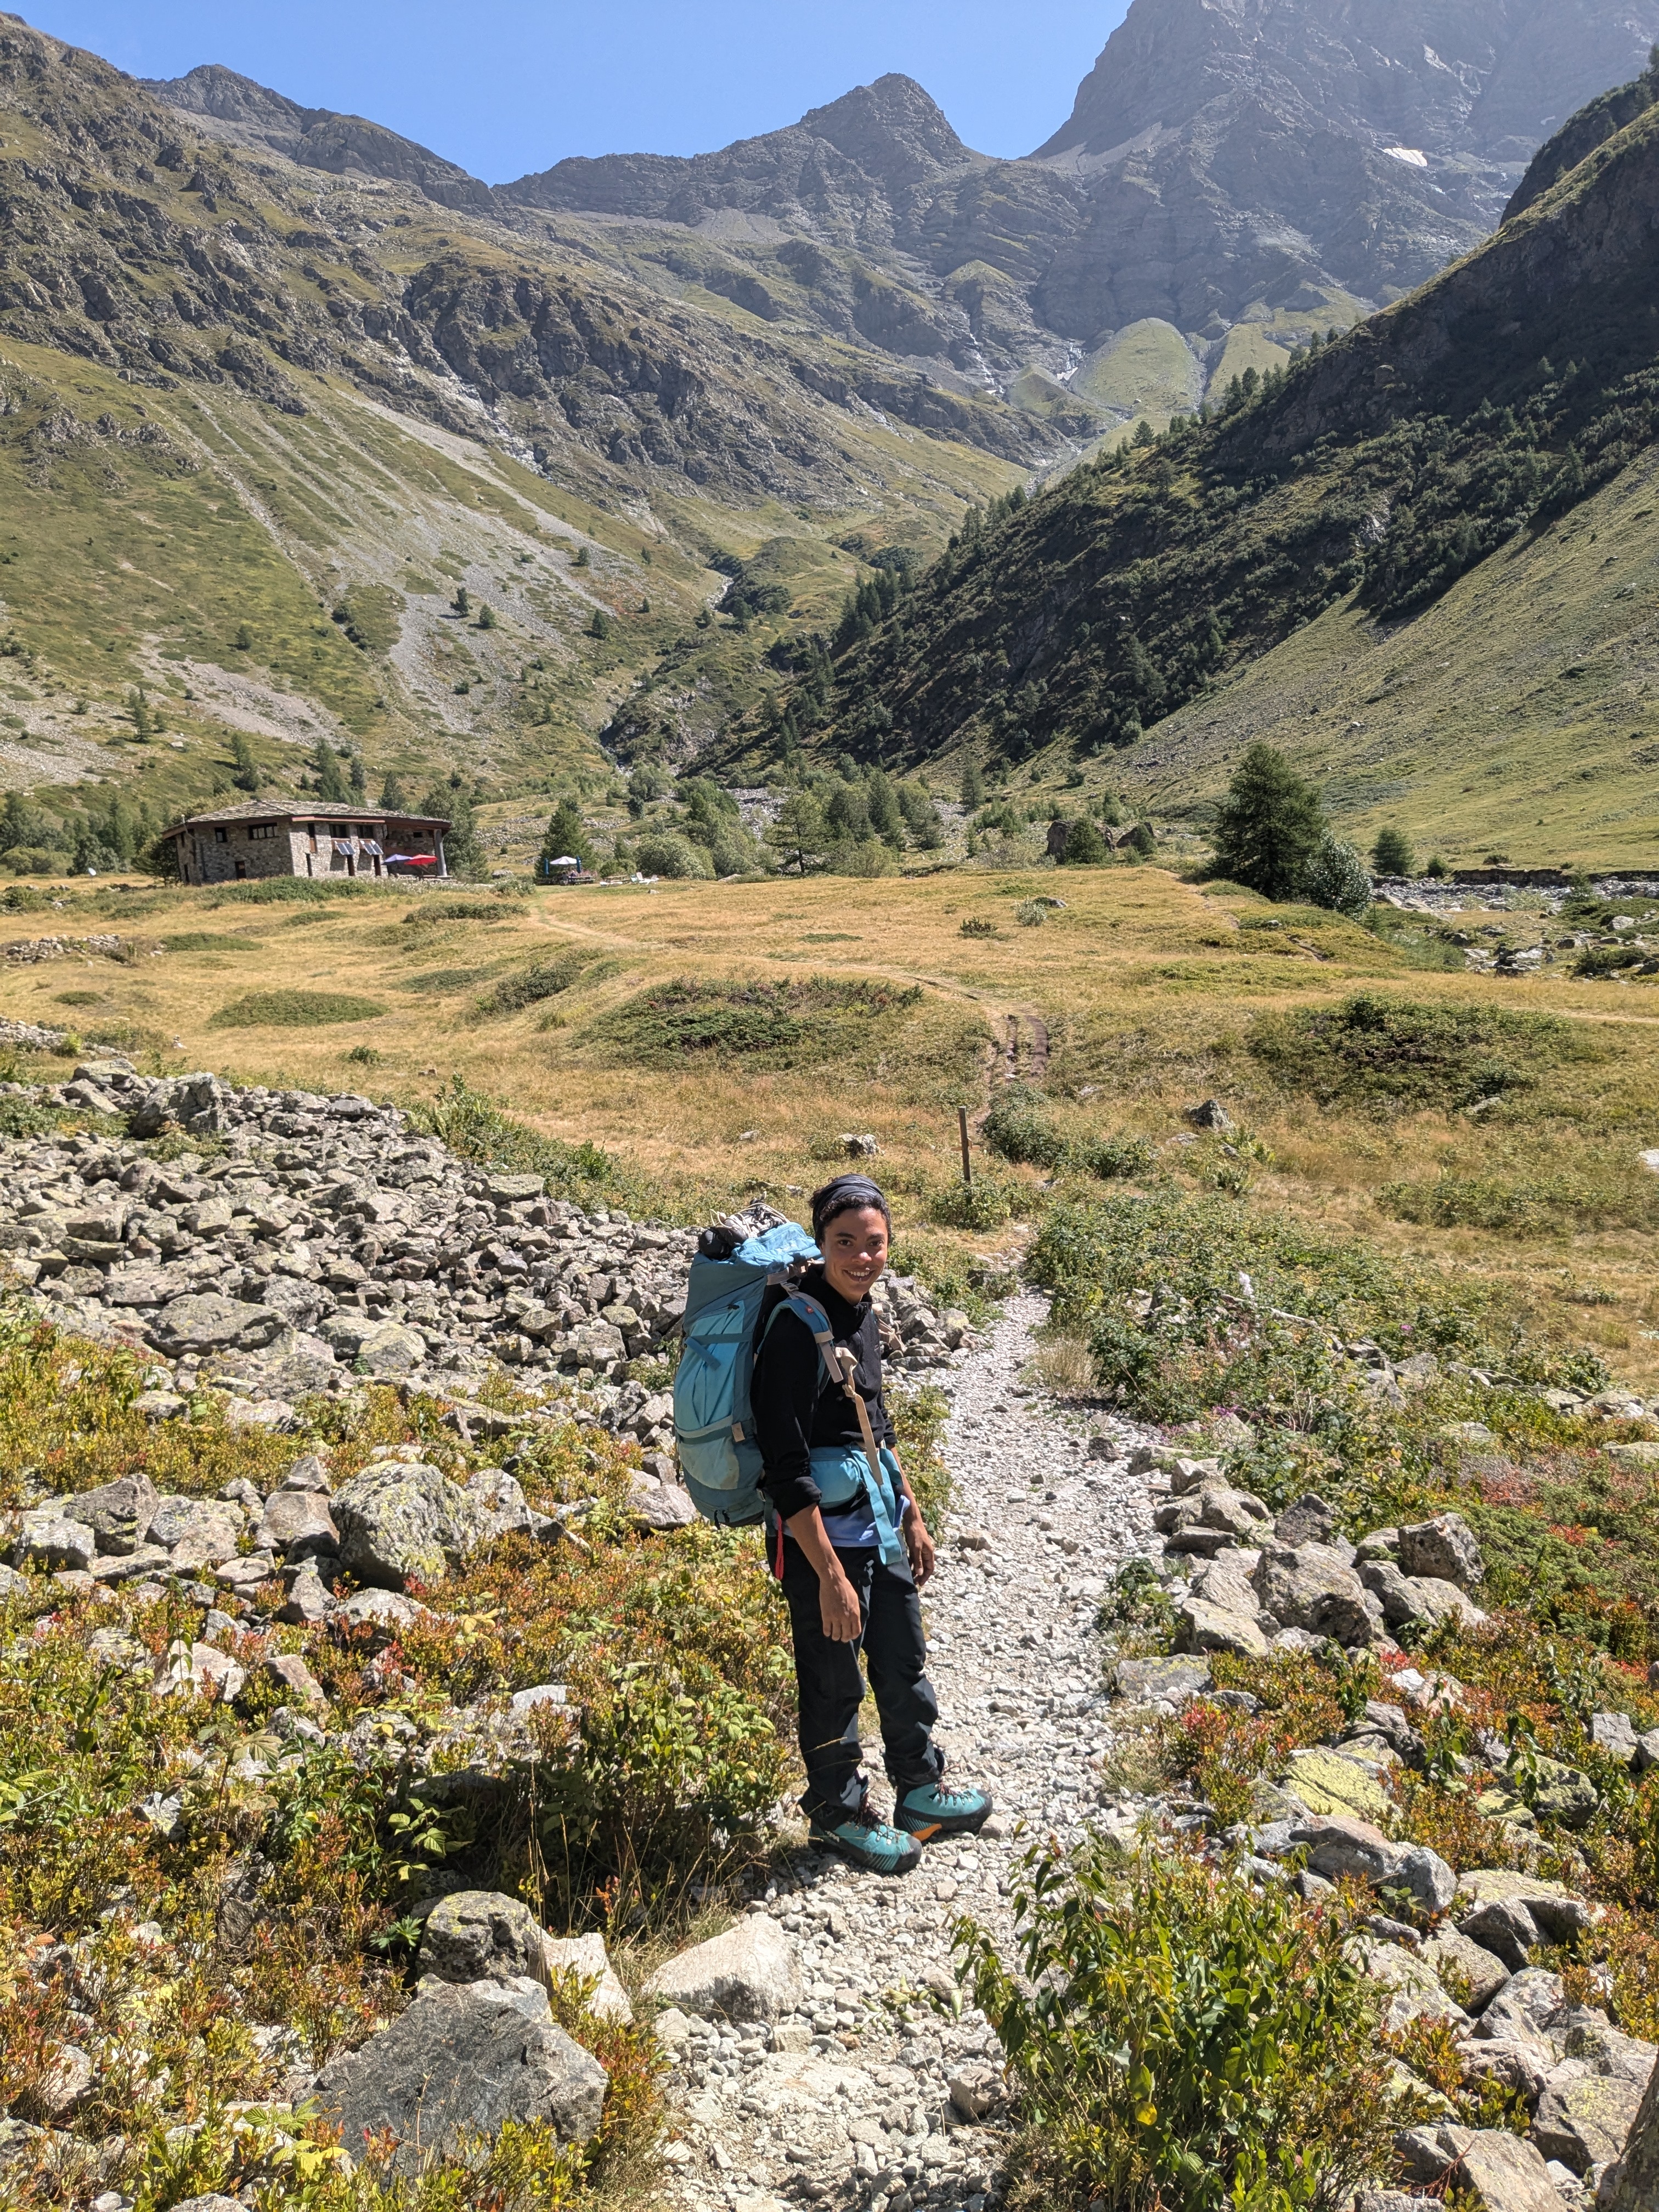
[904,1502,936,1589]
[819,1567,864,1643]
[788,1505,864,1642]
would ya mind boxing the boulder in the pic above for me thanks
[313,1979,606,2174]
[354,1324,430,1378]
[1274,1493,1341,1548]
[1527,1759,1601,1832]
[1352,1939,1470,2034]
[642,1916,804,2023]
[1532,2074,1645,2174]
[1391,1845,1460,1918]
[1423,1927,1512,2011]
[1606,1443,1659,1474]
[1175,1596,1269,1658]
[1110,1656,1212,1705]
[331,1588,427,1643]
[330,1462,490,1589]
[1359,1558,1487,1630]
[1282,1746,1391,1822]
[1592,1712,1640,1765]
[1396,2123,1475,2184]
[10,1513,96,1573]
[1603,2047,1659,2212]
[280,1453,334,1495]
[278,1568,331,1626]
[1458,1872,1601,1945]
[420,1892,547,1987]
[156,1502,244,1572]
[261,1652,326,1707]
[1398,1512,1485,1590]
[1191,1550,1261,1619]
[1560,2019,1657,2090]
[543,1933,633,2024]
[1460,1895,1543,1972]
[1457,2130,1572,2212]
[1476,1970,1570,2055]
[147,1293,281,1355]
[62,1472,159,1556]
[1252,1542,1379,1646]
[627,1473,697,1532]
[255,1489,340,1560]
[465,1471,534,1543]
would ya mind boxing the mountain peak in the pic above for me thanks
[798,73,974,177]
[138,63,305,134]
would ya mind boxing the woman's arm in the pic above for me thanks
[786,1504,864,1640]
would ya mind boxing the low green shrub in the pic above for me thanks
[204,877,385,907]
[402,898,512,930]
[982,1089,1069,1171]
[957,1841,1396,2212]
[1576,945,1647,978]
[890,1381,952,1528]
[982,1089,1155,1183]
[208,991,386,1029]
[393,966,501,994]
[1073,1133,1157,1181]
[1015,901,1048,927]
[1379,1170,1659,1234]
[583,976,922,1072]
[927,1175,1017,1230]
[482,949,594,1014]
[413,1076,620,1201]
[1026,1189,1604,1429]
[1248,992,1598,1113]
[959,917,997,938]
[158,933,255,952]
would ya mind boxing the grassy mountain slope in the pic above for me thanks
[0,16,1034,847]
[798,82,1659,867]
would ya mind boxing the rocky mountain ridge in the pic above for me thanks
[798,61,1659,861]
[143,4,1659,439]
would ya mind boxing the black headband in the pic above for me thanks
[811,1175,890,1242]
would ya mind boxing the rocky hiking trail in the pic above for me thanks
[657,1290,1162,2212]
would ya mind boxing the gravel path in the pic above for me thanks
[662,1291,1161,2212]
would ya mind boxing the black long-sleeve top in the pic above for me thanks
[751,1265,899,1525]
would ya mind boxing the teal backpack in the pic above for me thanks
[672,1218,905,1562]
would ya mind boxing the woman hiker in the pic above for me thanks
[751,1173,991,1877]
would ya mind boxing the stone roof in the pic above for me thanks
[164,799,450,833]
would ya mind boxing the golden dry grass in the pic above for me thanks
[7,862,1659,1386]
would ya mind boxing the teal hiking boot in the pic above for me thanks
[809,1804,922,1877]
[894,1780,993,1841]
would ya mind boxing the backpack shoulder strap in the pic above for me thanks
[759,1292,843,1396]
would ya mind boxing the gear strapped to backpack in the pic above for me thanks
[672,1218,906,1566]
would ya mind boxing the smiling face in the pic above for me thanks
[820,1203,890,1305]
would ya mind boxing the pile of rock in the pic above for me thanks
[1144,1446,1489,1663]
[0,1059,969,1457]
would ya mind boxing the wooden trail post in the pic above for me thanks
[958,1107,973,1187]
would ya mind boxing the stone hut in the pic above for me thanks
[162,801,450,886]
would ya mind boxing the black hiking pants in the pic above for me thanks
[777,1538,944,1821]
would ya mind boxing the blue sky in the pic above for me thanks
[29,2,1130,182]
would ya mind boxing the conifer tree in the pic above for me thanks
[1210,744,1325,900]
[540,796,594,874]
[230,732,262,793]
[313,738,348,803]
